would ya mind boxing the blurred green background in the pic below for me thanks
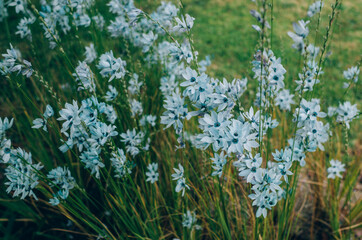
[138,0,361,104]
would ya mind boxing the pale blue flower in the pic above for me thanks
[5,148,43,200]
[343,66,359,83]
[236,153,262,183]
[16,17,35,40]
[130,99,143,117]
[80,148,104,179]
[0,138,11,163]
[272,148,292,162]
[172,163,184,181]
[146,162,159,183]
[161,90,189,131]
[128,73,142,95]
[110,148,133,178]
[84,43,97,63]
[49,196,60,206]
[44,104,54,119]
[47,166,76,204]
[173,14,195,33]
[277,162,293,183]
[288,20,310,51]
[105,85,118,101]
[275,89,294,111]
[226,120,258,154]
[306,44,320,60]
[32,118,47,131]
[108,16,130,38]
[89,122,118,147]
[97,51,127,81]
[120,128,145,157]
[327,160,345,179]
[73,61,96,92]
[181,67,198,87]
[92,14,105,30]
[0,117,14,137]
[199,110,230,133]
[211,151,227,177]
[0,0,8,22]
[291,20,310,38]
[307,1,324,17]
[140,115,157,127]
[182,210,201,230]
[141,31,157,53]
[336,101,359,129]
[76,14,91,27]
[57,100,82,132]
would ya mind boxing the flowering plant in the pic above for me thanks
[0,0,360,239]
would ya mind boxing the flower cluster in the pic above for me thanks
[56,98,118,178]
[342,66,360,88]
[0,44,33,78]
[47,167,76,205]
[172,164,189,196]
[120,128,148,157]
[32,104,54,132]
[7,0,100,48]
[307,1,324,18]
[111,148,134,178]
[0,1,359,237]
[1,118,43,200]
[5,148,43,200]
[153,0,360,219]
[251,50,290,108]
[97,51,127,82]
[182,210,201,230]
[84,43,97,63]
[73,61,96,92]
[334,101,359,129]
[288,20,310,51]
[211,151,228,177]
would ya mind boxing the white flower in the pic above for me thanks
[0,117,14,137]
[172,164,189,196]
[97,51,127,81]
[146,163,159,183]
[57,100,82,132]
[8,0,26,14]
[182,210,201,230]
[175,177,189,196]
[0,139,11,163]
[172,163,184,180]
[73,61,96,92]
[84,43,97,63]
[327,160,345,179]
[44,105,54,119]
[307,1,324,17]
[211,151,227,177]
[336,101,359,129]
[173,14,195,33]
[343,66,359,83]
